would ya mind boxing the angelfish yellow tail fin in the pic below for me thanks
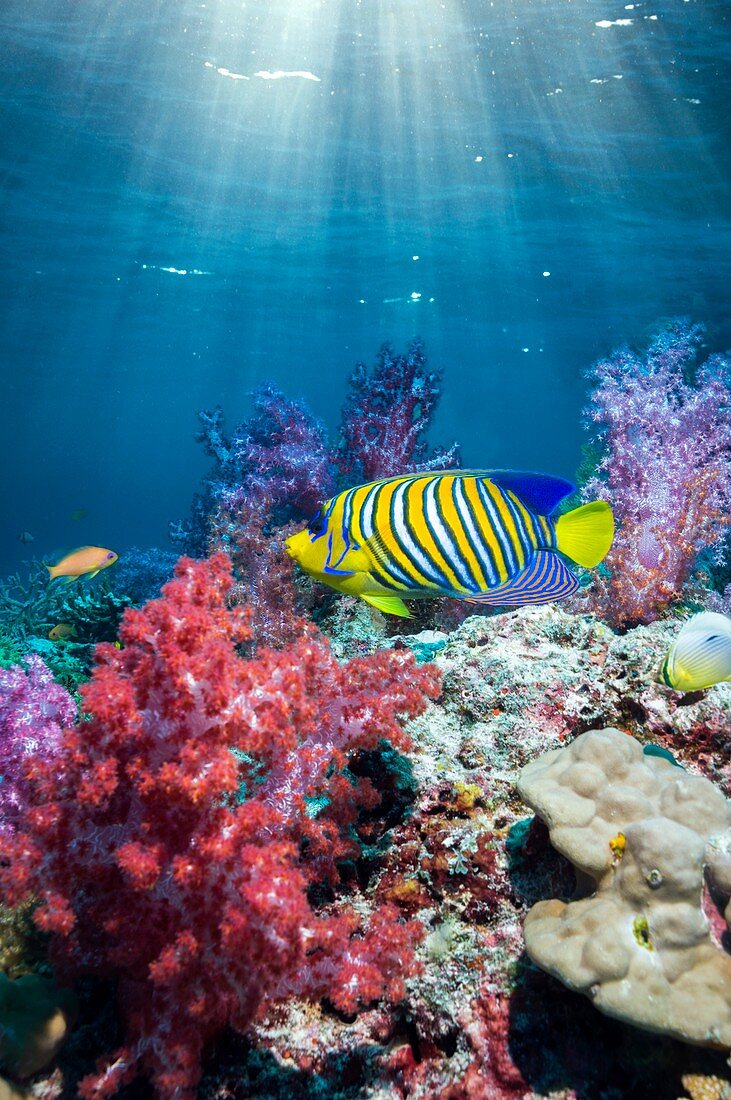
[554,500,614,568]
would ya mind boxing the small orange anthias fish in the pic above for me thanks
[47,546,118,584]
[48,623,77,641]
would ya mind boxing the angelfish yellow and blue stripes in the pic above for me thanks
[285,469,614,615]
[322,473,556,596]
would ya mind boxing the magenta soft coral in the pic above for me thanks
[208,498,307,652]
[0,554,439,1098]
[0,656,75,836]
[579,321,731,627]
[338,338,460,482]
[447,985,529,1100]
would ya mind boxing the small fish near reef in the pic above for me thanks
[69,508,89,522]
[660,611,731,692]
[285,470,614,617]
[48,623,77,641]
[47,546,118,584]
[17,530,34,544]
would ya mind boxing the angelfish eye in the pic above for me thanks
[307,510,327,539]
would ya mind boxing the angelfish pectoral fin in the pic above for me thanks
[360,594,413,618]
[463,551,579,607]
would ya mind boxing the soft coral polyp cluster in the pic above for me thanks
[0,554,439,1098]
[580,321,731,627]
[338,338,460,483]
[0,655,75,836]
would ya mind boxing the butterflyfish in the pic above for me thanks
[48,623,77,641]
[47,546,118,584]
[285,470,614,617]
[660,611,731,692]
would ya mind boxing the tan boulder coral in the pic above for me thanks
[517,727,731,1047]
[0,1079,31,1100]
[0,973,76,1079]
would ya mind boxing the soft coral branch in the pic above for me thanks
[0,554,439,1098]
[576,320,731,627]
[337,338,460,483]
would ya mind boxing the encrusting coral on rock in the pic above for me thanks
[680,1074,731,1100]
[517,727,731,1047]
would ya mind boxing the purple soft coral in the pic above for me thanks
[338,338,460,483]
[578,320,731,628]
[170,388,334,558]
[205,387,335,649]
[0,656,75,834]
[170,342,460,646]
[222,383,334,521]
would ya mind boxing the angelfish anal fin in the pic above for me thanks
[464,550,579,607]
[361,594,413,618]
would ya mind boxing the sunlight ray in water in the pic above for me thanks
[0,0,728,558]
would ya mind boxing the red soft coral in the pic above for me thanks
[0,554,439,1098]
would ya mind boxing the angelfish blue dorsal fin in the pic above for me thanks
[487,471,575,516]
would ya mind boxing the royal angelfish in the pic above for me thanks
[285,470,614,617]
[660,611,731,692]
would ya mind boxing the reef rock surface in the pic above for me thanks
[198,605,731,1100]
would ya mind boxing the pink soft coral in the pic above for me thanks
[0,555,439,1098]
[579,321,731,627]
[0,656,75,836]
[208,498,307,652]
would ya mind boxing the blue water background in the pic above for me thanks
[1,0,728,575]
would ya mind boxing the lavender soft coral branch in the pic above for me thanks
[170,387,334,558]
[578,320,731,627]
[223,384,334,522]
[0,656,75,834]
[169,341,460,648]
[337,338,460,483]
